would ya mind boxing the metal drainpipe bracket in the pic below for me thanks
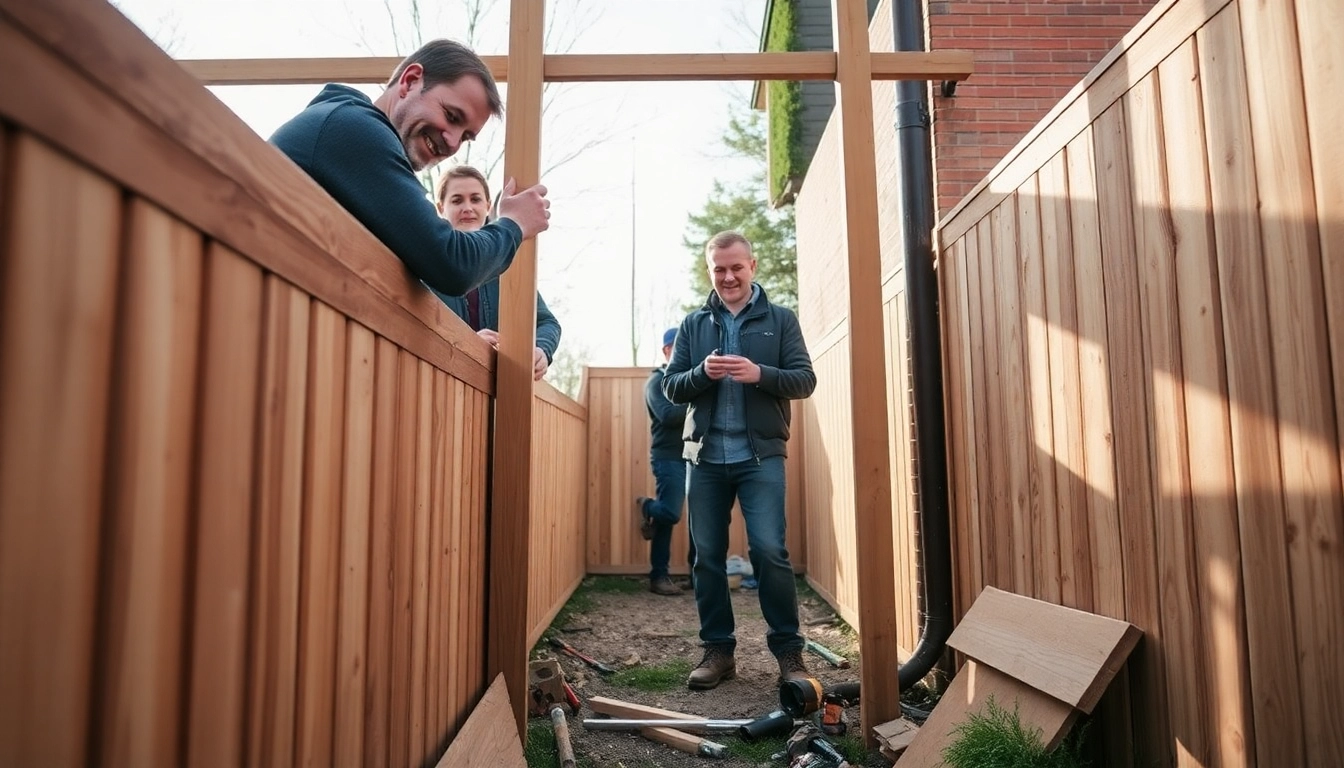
[895,99,931,131]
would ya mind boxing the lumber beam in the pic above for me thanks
[832,0,900,744]
[178,51,974,86]
[487,0,543,738]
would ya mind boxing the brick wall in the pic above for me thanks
[929,0,1156,214]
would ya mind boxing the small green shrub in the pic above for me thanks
[941,696,1089,768]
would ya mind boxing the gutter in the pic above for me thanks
[890,0,954,691]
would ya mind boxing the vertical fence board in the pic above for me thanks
[1198,9,1304,766]
[363,337,398,768]
[975,218,1010,588]
[334,323,374,768]
[1158,37,1251,768]
[187,243,263,767]
[1016,175,1061,604]
[388,350,418,768]
[248,277,310,768]
[1127,71,1209,765]
[100,201,202,768]
[1239,3,1344,763]
[961,226,994,593]
[992,199,1034,596]
[425,371,447,755]
[1296,1,1344,759]
[0,137,119,768]
[295,302,347,768]
[409,361,433,757]
[1038,149,1093,613]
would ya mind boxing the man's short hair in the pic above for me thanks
[435,164,491,209]
[704,230,753,257]
[388,39,504,118]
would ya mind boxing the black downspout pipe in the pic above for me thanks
[892,0,954,691]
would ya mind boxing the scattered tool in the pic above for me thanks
[583,717,751,734]
[738,709,796,742]
[527,660,581,717]
[526,660,580,768]
[548,636,619,675]
[550,704,577,768]
[780,678,860,719]
[782,724,852,768]
[587,695,728,759]
[804,638,850,669]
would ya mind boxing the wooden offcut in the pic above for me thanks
[433,674,527,768]
[947,587,1141,713]
[896,589,1140,766]
[896,660,1076,767]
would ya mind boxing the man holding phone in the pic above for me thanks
[661,231,817,691]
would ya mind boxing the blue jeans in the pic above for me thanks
[687,456,801,655]
[644,458,688,580]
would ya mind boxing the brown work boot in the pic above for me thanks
[687,646,736,690]
[634,497,655,540]
[650,577,680,596]
[776,647,811,685]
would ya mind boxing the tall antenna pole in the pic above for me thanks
[629,135,638,364]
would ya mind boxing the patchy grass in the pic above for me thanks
[584,575,645,594]
[525,719,597,768]
[609,658,694,692]
[942,696,1090,768]
[725,735,785,762]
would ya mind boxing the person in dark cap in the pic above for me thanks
[636,327,693,596]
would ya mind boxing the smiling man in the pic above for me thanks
[662,231,817,691]
[270,39,551,297]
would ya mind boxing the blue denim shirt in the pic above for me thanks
[701,284,760,464]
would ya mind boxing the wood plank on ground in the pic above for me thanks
[433,674,526,768]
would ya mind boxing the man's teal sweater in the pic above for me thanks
[270,84,522,297]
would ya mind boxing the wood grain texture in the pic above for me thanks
[98,200,201,768]
[432,674,525,768]
[248,277,310,768]
[179,51,974,85]
[0,136,121,767]
[1238,2,1344,762]
[832,0,899,733]
[1198,8,1303,766]
[186,244,263,766]
[948,587,1140,713]
[1157,38,1250,768]
[1295,0,1344,760]
[895,660,1076,767]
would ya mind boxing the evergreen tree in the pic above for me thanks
[683,110,797,312]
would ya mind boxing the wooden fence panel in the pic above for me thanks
[0,2,521,763]
[582,368,806,577]
[933,0,1343,763]
[529,385,589,643]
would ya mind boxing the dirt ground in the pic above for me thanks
[530,576,893,768]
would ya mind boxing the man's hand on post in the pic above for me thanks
[533,347,549,381]
[496,177,551,240]
[477,328,500,348]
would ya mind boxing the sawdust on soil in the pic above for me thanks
[534,576,891,768]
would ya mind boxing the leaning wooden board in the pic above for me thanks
[895,588,1140,766]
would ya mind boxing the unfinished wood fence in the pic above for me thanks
[0,0,583,764]
[528,383,590,642]
[937,0,1342,765]
[791,0,924,656]
[582,368,807,575]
